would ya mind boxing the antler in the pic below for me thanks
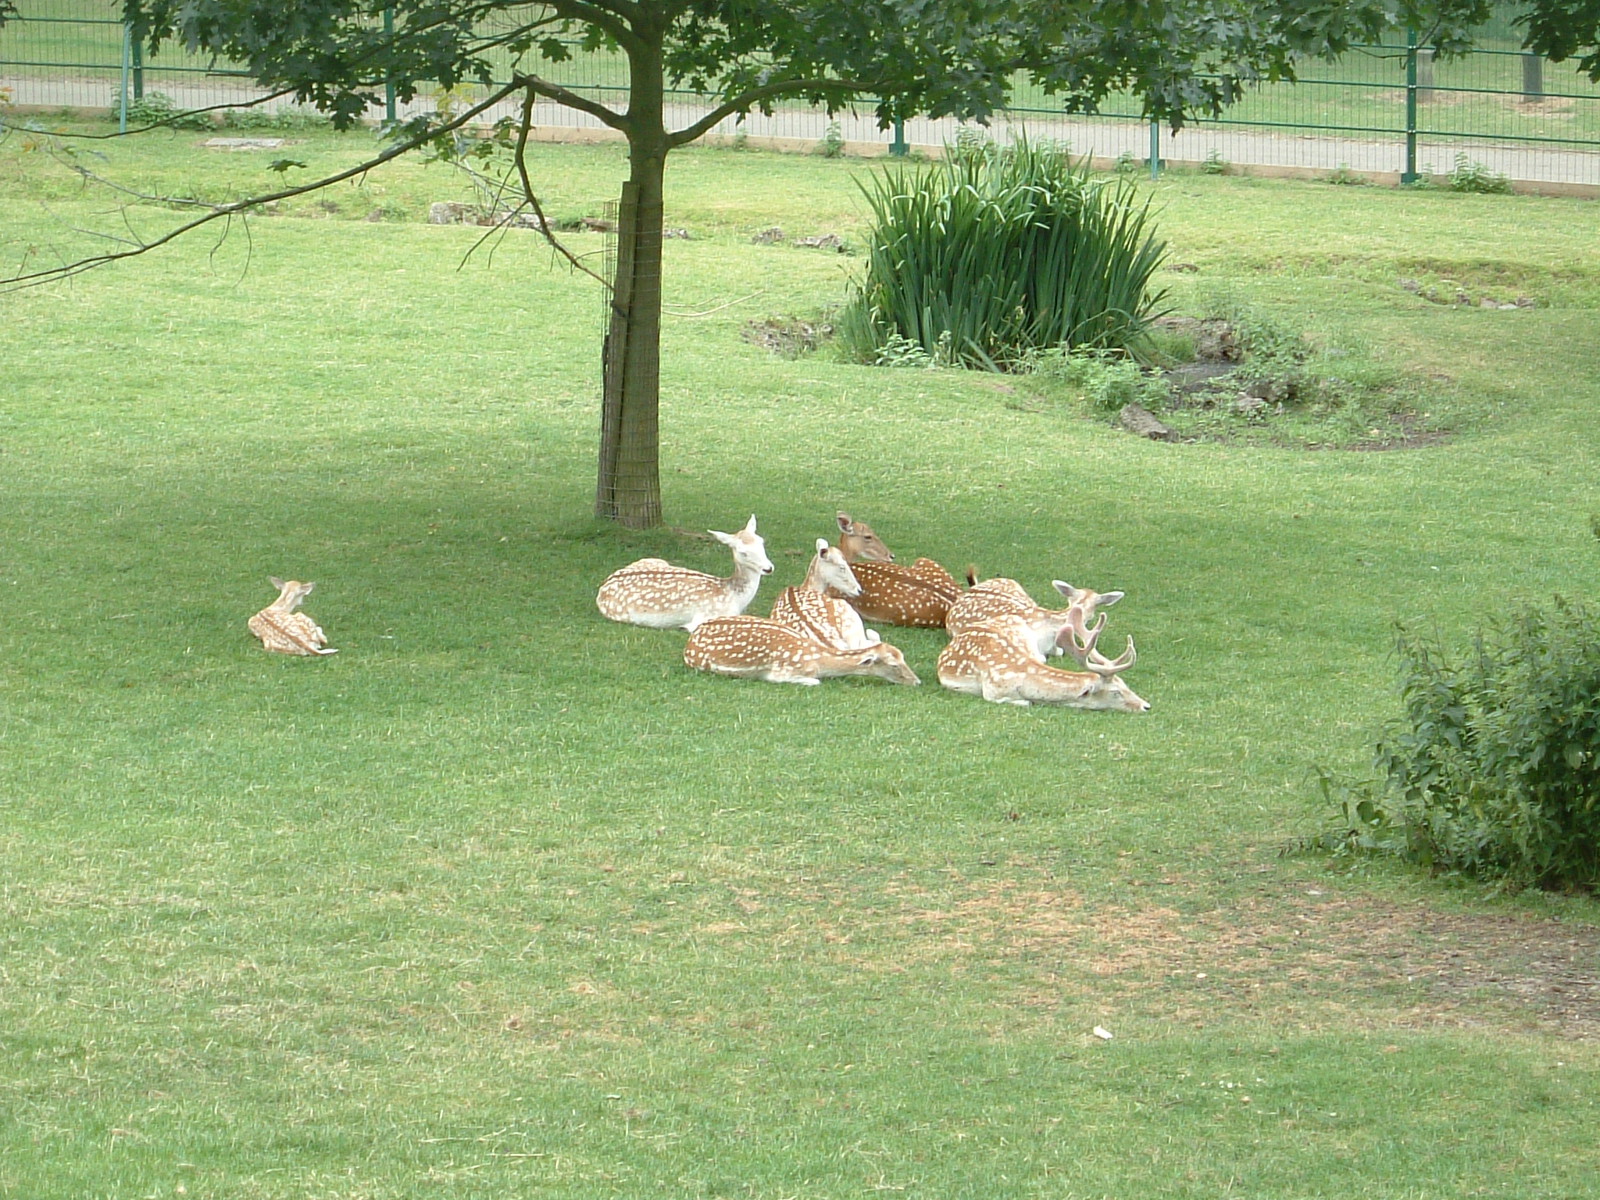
[1058,606,1135,674]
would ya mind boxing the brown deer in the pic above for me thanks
[596,514,774,632]
[768,537,881,651]
[947,573,1125,660]
[248,577,338,656]
[684,616,921,686]
[831,511,962,628]
[937,610,1147,710]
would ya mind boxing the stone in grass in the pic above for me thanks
[1119,402,1175,442]
[204,137,285,150]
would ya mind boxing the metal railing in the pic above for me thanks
[3,1,1597,188]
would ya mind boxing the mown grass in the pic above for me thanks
[3,122,1600,1199]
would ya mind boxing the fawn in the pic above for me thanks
[248,577,338,656]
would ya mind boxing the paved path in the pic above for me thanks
[6,72,1596,192]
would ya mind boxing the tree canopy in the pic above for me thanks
[5,1,1599,526]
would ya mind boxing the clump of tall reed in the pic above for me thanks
[838,137,1168,370]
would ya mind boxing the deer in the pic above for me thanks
[830,511,963,629]
[947,572,1125,660]
[768,538,882,651]
[596,514,774,632]
[684,616,921,686]
[936,609,1148,710]
[247,577,338,656]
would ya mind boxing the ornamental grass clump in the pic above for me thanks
[839,138,1168,369]
[1324,597,1600,892]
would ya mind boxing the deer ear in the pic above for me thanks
[745,514,758,534]
[1098,591,1124,607]
[710,528,733,545]
[269,576,286,589]
[836,512,853,533]
[857,651,880,666]
[815,537,829,553]
[301,581,315,595]
[1053,581,1082,600]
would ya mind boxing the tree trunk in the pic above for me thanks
[595,48,668,528]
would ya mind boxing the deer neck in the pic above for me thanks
[726,560,764,607]
[798,559,829,592]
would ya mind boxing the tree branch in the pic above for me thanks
[1,80,527,292]
[508,87,614,290]
[666,76,880,147]
[517,73,632,132]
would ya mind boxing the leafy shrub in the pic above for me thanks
[839,137,1168,370]
[1032,348,1171,413]
[112,89,215,130]
[1322,598,1600,891]
[819,120,845,158]
[1448,153,1513,194]
[1324,163,1370,186]
[220,105,333,131]
[1204,295,1312,397]
[1200,149,1228,175]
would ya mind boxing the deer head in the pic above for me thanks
[1053,582,1124,617]
[710,514,774,577]
[266,577,316,612]
[835,512,896,563]
[804,537,862,596]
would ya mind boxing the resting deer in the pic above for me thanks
[831,511,962,628]
[684,616,921,686]
[596,514,774,632]
[248,577,338,656]
[769,538,881,651]
[947,573,1125,660]
[937,610,1147,710]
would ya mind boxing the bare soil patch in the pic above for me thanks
[769,873,1600,1038]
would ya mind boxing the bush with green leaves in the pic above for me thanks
[1323,598,1600,891]
[1032,347,1171,413]
[839,138,1168,370]
[111,89,215,130]
[1448,152,1514,194]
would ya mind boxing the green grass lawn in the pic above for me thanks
[3,123,1599,1199]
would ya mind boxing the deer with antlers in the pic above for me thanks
[768,537,882,651]
[830,511,962,629]
[937,608,1147,710]
[684,616,920,686]
[596,514,774,632]
[946,573,1125,661]
[248,577,338,656]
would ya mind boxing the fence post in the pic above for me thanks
[1401,27,1419,184]
[384,7,397,123]
[1148,119,1160,180]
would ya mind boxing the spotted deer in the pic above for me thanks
[684,616,921,686]
[596,515,774,632]
[946,574,1125,660]
[769,538,881,651]
[831,511,962,629]
[936,609,1147,710]
[248,577,338,656]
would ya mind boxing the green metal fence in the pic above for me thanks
[3,0,1598,187]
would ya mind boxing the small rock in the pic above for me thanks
[751,227,785,244]
[428,200,473,225]
[1234,395,1268,415]
[1119,402,1175,442]
[203,137,284,150]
